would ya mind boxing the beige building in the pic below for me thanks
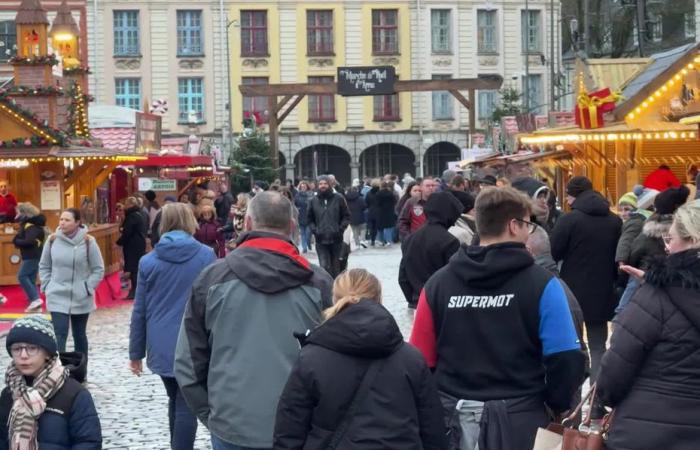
[86,0,229,141]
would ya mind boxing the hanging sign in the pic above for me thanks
[135,112,162,153]
[138,178,177,192]
[40,180,62,210]
[337,66,396,96]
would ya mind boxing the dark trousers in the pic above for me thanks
[128,270,138,297]
[161,376,198,450]
[51,312,89,357]
[17,259,39,302]
[316,240,343,279]
[365,217,379,245]
[585,321,608,382]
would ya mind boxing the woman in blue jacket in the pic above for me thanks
[128,202,216,450]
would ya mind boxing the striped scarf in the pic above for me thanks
[5,357,68,450]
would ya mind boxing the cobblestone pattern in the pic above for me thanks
[0,245,408,449]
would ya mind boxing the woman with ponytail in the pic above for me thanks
[274,269,446,450]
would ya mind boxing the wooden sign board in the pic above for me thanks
[337,66,396,96]
[135,112,162,154]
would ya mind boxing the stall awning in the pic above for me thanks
[131,154,214,167]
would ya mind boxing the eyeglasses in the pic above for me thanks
[514,218,538,234]
[10,344,40,357]
[662,233,673,245]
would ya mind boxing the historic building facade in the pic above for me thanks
[229,0,561,183]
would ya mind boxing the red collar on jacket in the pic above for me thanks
[237,237,311,270]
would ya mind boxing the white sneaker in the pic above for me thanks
[0,294,7,305]
[25,299,43,312]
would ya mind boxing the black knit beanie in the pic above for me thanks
[654,185,690,215]
[566,176,593,197]
[6,315,58,356]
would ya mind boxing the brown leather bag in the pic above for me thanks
[560,384,612,450]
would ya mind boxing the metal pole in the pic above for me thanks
[524,0,530,112]
[225,19,234,162]
[219,0,228,159]
[549,0,555,113]
[636,0,646,57]
[583,0,590,56]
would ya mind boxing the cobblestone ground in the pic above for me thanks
[0,244,408,450]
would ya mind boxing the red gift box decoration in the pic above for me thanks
[574,88,622,129]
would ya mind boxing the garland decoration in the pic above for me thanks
[63,66,91,76]
[0,136,50,148]
[9,54,59,66]
[0,85,64,97]
[68,82,90,138]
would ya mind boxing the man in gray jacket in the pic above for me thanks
[175,191,333,450]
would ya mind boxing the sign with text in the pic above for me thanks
[135,112,162,153]
[137,178,177,192]
[337,66,396,96]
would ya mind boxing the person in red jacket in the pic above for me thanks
[643,165,682,192]
[0,180,18,223]
[398,177,438,240]
[194,205,226,258]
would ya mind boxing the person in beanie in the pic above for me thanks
[0,316,101,450]
[551,176,621,381]
[619,185,692,316]
[307,175,350,278]
[614,192,650,315]
[511,177,552,232]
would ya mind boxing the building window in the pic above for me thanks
[373,92,400,122]
[178,78,204,124]
[113,10,140,56]
[115,78,141,110]
[307,10,333,55]
[684,12,695,40]
[372,9,398,55]
[521,10,541,53]
[0,21,16,61]
[241,10,268,56]
[523,74,543,113]
[432,75,453,120]
[651,14,663,43]
[477,10,497,54]
[478,90,498,121]
[177,10,203,56]
[242,77,269,123]
[308,76,335,122]
[431,10,451,54]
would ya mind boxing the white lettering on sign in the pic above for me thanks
[447,294,515,309]
[338,68,389,93]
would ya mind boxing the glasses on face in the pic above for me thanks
[10,344,40,357]
[662,233,673,245]
[514,218,538,234]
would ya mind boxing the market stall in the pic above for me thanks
[0,0,141,310]
[519,43,700,204]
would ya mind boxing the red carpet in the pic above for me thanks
[0,271,132,314]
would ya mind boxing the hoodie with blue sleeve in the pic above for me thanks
[410,242,585,414]
[129,230,216,377]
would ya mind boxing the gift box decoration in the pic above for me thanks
[575,88,622,129]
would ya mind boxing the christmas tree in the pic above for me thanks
[229,117,277,194]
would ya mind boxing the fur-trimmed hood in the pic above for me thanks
[641,213,674,238]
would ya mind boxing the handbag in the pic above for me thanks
[535,384,612,450]
[326,359,384,450]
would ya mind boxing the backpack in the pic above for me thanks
[48,233,93,267]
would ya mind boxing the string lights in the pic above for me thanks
[521,131,697,145]
[626,56,700,121]
[0,103,60,144]
[68,82,90,138]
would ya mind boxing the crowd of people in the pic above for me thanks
[1,164,699,449]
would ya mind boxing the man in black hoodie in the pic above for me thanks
[551,176,622,381]
[308,175,351,278]
[410,187,584,450]
[398,192,462,308]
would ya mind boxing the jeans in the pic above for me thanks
[211,434,272,450]
[350,224,365,246]
[17,259,39,302]
[380,227,395,244]
[615,278,640,315]
[161,377,197,450]
[51,312,89,357]
[316,240,343,278]
[585,321,608,382]
[299,225,312,252]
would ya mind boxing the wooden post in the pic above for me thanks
[268,96,279,171]
[468,89,476,147]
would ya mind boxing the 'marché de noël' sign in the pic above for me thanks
[337,66,396,96]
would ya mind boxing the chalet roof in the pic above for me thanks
[50,0,79,36]
[16,0,49,25]
[577,57,651,93]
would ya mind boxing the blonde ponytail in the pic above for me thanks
[324,269,382,321]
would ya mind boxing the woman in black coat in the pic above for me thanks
[117,197,147,299]
[598,200,700,450]
[274,269,446,450]
[374,181,398,246]
[364,180,381,246]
